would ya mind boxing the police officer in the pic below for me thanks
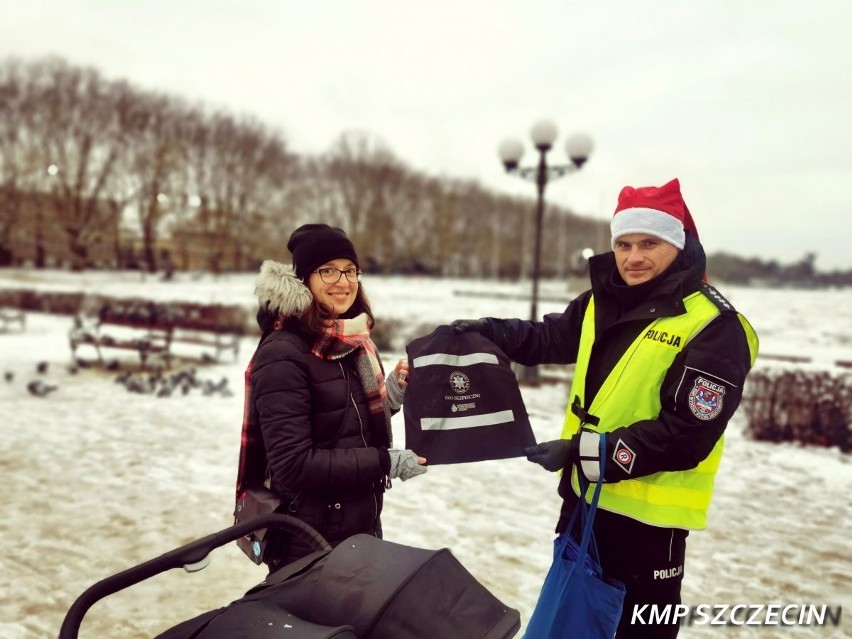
[453,178,758,638]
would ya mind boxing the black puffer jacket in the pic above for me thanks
[248,263,391,567]
[253,326,390,496]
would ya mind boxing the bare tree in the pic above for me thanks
[0,59,30,265]
[122,94,193,272]
[282,155,347,229]
[381,171,437,272]
[323,131,403,261]
[185,111,291,272]
[1,56,613,277]
[21,58,136,269]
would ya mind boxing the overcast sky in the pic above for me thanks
[2,1,850,269]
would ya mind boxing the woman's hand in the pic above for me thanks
[388,449,428,481]
[386,359,409,410]
[393,359,409,388]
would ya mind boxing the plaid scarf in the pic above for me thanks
[236,355,265,501]
[311,313,393,449]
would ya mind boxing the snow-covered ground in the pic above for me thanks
[0,269,850,638]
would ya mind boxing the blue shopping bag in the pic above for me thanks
[523,434,625,639]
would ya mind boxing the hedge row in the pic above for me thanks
[742,368,851,452]
[0,288,86,315]
[0,288,251,335]
[0,287,417,349]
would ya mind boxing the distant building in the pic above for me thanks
[1,190,118,268]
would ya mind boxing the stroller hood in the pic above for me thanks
[158,534,520,639]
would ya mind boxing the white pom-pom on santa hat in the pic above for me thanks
[610,178,698,250]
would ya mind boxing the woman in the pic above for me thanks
[237,223,426,572]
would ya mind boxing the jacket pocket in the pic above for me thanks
[302,489,379,545]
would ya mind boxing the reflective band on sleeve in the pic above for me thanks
[579,430,599,457]
[412,352,499,368]
[579,430,601,481]
[420,410,514,431]
[580,459,600,482]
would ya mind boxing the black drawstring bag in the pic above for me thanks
[403,325,535,464]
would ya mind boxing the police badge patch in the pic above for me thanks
[688,376,725,420]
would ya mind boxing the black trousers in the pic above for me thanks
[560,501,688,639]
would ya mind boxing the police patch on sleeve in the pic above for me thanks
[612,439,636,474]
[688,376,725,420]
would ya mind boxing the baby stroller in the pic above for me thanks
[60,513,521,638]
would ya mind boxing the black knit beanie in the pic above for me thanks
[286,224,359,280]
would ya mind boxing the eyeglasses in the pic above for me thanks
[313,267,362,284]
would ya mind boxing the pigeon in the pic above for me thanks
[201,376,231,397]
[126,378,149,394]
[155,375,179,398]
[4,371,13,383]
[27,380,58,397]
[185,368,200,387]
[36,361,49,374]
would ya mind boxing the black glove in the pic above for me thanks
[450,318,491,339]
[524,436,579,472]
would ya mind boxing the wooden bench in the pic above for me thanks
[0,290,26,332]
[166,302,244,362]
[69,298,245,369]
[69,298,173,369]
[0,307,26,332]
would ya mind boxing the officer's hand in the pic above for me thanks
[450,319,491,339]
[524,438,577,472]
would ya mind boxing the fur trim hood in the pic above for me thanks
[254,260,313,318]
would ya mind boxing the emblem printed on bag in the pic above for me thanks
[612,439,636,474]
[449,371,470,394]
[688,376,725,420]
[451,401,477,413]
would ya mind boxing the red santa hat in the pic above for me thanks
[610,178,698,250]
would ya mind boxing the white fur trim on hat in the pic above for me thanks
[610,207,685,250]
[254,260,313,317]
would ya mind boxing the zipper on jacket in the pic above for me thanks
[340,361,369,448]
[341,362,379,534]
[350,394,368,448]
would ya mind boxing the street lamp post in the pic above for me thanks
[498,119,593,385]
[35,164,60,269]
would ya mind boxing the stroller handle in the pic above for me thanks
[59,513,331,639]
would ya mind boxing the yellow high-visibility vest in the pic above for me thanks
[561,289,758,529]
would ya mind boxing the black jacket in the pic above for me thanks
[250,321,391,565]
[478,237,755,529]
